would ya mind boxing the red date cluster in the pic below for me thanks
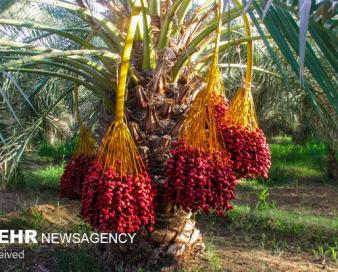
[164,141,236,215]
[214,98,271,179]
[81,161,156,233]
[213,95,229,122]
[218,124,271,179]
[60,155,95,200]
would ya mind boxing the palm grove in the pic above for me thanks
[0,0,337,262]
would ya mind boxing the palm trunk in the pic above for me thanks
[97,210,204,271]
[97,79,205,269]
[150,209,205,260]
[136,79,206,260]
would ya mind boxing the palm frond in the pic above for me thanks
[0,0,17,14]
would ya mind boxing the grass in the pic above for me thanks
[0,208,44,231]
[197,203,338,266]
[37,139,76,160]
[255,136,328,186]
[52,247,99,272]
[227,205,338,242]
[22,135,330,192]
[24,164,64,192]
[202,243,223,272]
[15,140,73,191]
[202,206,337,243]
[0,236,98,271]
[197,141,337,267]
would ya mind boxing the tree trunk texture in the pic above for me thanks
[97,209,204,271]
[150,209,205,260]
[97,77,206,269]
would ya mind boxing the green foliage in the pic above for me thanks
[53,248,99,272]
[0,209,43,231]
[226,137,337,261]
[199,203,338,258]
[250,0,338,117]
[270,138,327,162]
[6,166,26,190]
[0,0,16,14]
[312,242,338,263]
[268,137,328,185]
[37,139,77,160]
[203,244,223,272]
[25,164,64,192]
[70,222,93,235]
[329,245,337,262]
[229,205,337,239]
[256,187,276,210]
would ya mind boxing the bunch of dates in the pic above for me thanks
[81,161,156,233]
[164,140,236,215]
[60,155,96,200]
[215,100,271,179]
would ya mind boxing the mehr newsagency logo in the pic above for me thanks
[0,229,136,244]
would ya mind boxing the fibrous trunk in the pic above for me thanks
[150,209,205,261]
[97,210,204,271]
[97,80,206,268]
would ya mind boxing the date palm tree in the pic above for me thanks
[0,0,337,266]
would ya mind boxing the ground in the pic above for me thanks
[0,137,337,271]
[236,183,338,217]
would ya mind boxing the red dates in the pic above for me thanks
[81,161,156,233]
